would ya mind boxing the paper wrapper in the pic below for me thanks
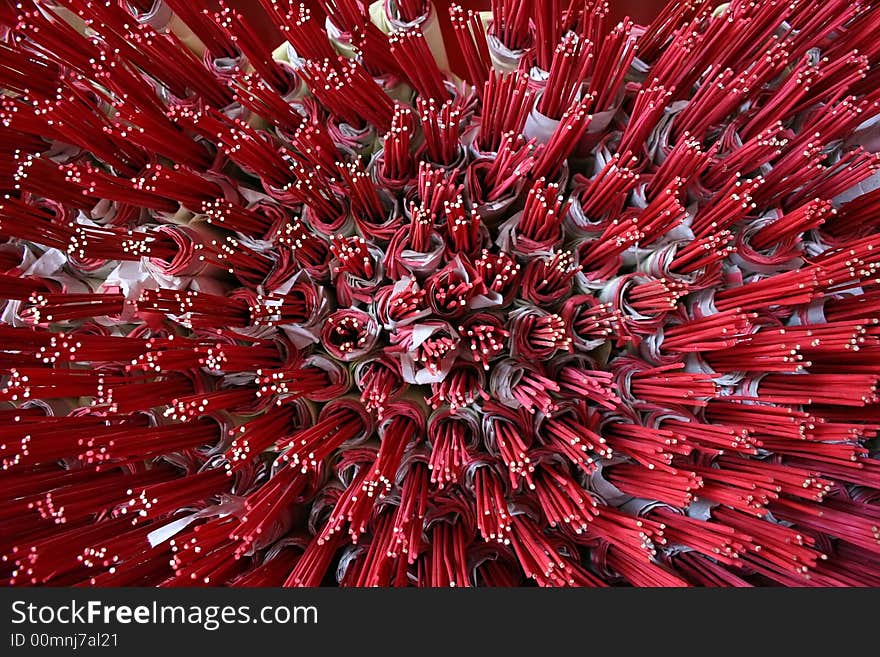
[373,1,449,74]
[384,225,446,279]
[353,196,404,243]
[832,114,880,204]
[374,276,431,330]
[321,309,382,362]
[300,202,356,238]
[302,353,353,402]
[599,274,670,339]
[464,158,524,226]
[328,117,379,157]
[332,244,386,307]
[730,211,804,275]
[392,320,460,384]
[560,294,615,352]
[1,248,91,327]
[486,32,528,73]
[369,147,416,197]
[573,248,624,292]
[479,402,532,460]
[353,353,407,409]
[496,211,563,259]
[127,0,173,31]
[637,241,721,289]
[325,18,359,59]
[487,357,535,411]
[523,102,561,145]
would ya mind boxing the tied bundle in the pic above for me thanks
[1,0,880,588]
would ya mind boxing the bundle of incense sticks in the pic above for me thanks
[1,0,880,588]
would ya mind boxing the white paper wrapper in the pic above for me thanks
[328,119,379,158]
[685,499,716,522]
[833,169,880,205]
[396,232,447,276]
[154,204,193,226]
[368,147,416,198]
[486,358,526,411]
[325,18,359,59]
[302,353,353,402]
[565,196,609,238]
[683,350,744,387]
[332,244,386,307]
[147,496,244,548]
[1,248,91,327]
[101,260,159,320]
[486,32,528,73]
[523,103,561,145]
[527,66,550,93]
[729,211,804,275]
[397,320,460,385]
[374,276,431,329]
[322,311,382,363]
[630,56,651,78]
[787,299,828,327]
[128,0,173,31]
[598,275,666,333]
[273,41,307,74]
[637,238,722,288]
[20,397,77,419]
[373,1,449,74]
[275,271,330,349]
[846,112,880,152]
[428,406,483,450]
[464,158,524,226]
[587,107,616,135]
[574,256,623,293]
